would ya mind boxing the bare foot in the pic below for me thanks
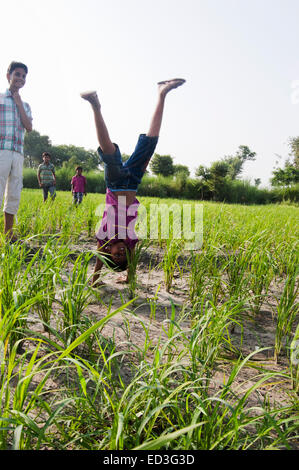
[80,91,101,109]
[157,78,186,96]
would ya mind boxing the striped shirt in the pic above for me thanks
[38,163,55,186]
[0,89,32,154]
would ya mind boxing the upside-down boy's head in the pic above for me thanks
[101,241,129,272]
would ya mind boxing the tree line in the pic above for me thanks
[24,130,299,201]
[24,130,99,171]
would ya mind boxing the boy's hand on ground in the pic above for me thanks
[91,279,105,288]
[116,275,129,284]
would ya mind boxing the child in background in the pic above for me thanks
[37,152,56,202]
[71,166,87,205]
[80,78,185,285]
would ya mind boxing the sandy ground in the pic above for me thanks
[72,241,297,411]
[20,238,298,444]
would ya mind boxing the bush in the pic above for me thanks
[23,168,106,193]
[23,168,40,189]
[220,179,273,205]
[22,168,299,205]
[271,184,299,204]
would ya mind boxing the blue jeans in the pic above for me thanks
[42,185,56,201]
[73,192,84,204]
[98,134,158,191]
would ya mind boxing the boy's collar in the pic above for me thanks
[5,89,13,97]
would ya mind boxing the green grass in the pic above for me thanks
[0,189,298,450]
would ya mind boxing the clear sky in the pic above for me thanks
[1,0,299,186]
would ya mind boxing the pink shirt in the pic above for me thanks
[71,175,86,192]
[96,189,139,250]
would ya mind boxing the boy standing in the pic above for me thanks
[37,152,56,202]
[71,166,87,205]
[80,78,185,285]
[0,61,32,241]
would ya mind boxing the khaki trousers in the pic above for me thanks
[0,149,24,215]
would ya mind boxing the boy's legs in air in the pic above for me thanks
[81,78,185,157]
[80,78,185,284]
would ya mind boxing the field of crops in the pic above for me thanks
[0,188,298,450]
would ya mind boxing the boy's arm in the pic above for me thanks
[116,247,135,284]
[92,253,104,286]
[84,176,87,195]
[52,167,56,186]
[12,91,32,132]
[126,247,135,283]
[37,168,42,187]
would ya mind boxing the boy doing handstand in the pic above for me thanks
[80,79,185,286]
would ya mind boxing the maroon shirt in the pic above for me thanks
[96,189,139,250]
[71,175,86,192]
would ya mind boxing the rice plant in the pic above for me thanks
[56,251,94,345]
[0,189,298,450]
[126,241,148,299]
[162,239,182,292]
[290,323,299,392]
[274,268,299,362]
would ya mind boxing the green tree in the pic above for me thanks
[173,164,190,177]
[195,145,256,200]
[288,137,299,169]
[271,162,299,187]
[196,145,256,183]
[195,164,211,180]
[51,145,72,167]
[150,154,174,177]
[224,145,256,179]
[271,138,299,187]
[24,130,52,167]
[207,161,230,199]
[55,145,99,170]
